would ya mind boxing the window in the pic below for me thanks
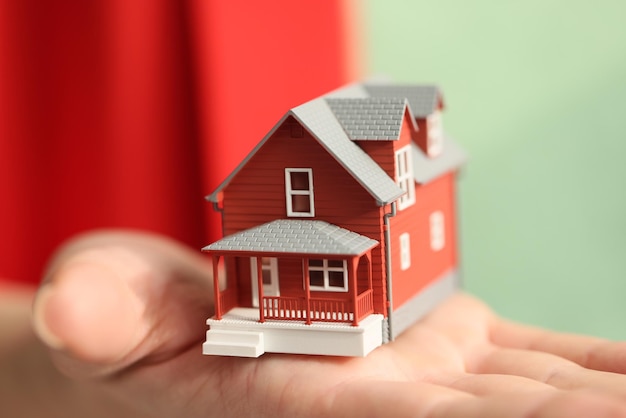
[308,259,348,292]
[285,168,314,217]
[395,145,415,210]
[399,233,411,270]
[427,111,443,157]
[429,211,445,251]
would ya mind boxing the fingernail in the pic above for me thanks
[32,284,66,349]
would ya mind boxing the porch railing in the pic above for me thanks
[309,298,352,322]
[355,289,374,322]
[263,296,307,320]
[262,290,374,325]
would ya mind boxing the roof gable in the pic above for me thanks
[325,97,417,141]
[207,81,465,205]
[363,84,442,117]
[206,97,405,205]
[290,98,404,205]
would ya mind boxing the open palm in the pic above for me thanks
[31,231,626,417]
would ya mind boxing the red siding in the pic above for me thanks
[217,113,458,317]
[235,257,252,306]
[358,111,416,176]
[220,118,388,314]
[414,118,428,155]
[392,113,415,154]
[275,258,306,297]
[357,141,394,178]
[389,172,458,308]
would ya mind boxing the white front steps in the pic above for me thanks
[203,329,264,357]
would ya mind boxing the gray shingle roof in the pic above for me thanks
[203,219,379,256]
[290,99,404,205]
[363,84,441,117]
[206,81,464,206]
[325,97,411,141]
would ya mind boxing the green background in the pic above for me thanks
[367,0,626,339]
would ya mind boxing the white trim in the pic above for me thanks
[399,232,411,270]
[285,168,315,217]
[394,145,415,210]
[250,257,280,307]
[204,310,384,357]
[308,259,348,292]
[427,111,443,157]
[429,211,445,252]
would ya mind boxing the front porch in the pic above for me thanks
[213,256,375,326]
[203,307,384,357]
[205,220,381,329]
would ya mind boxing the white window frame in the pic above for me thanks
[307,259,348,292]
[399,232,411,270]
[429,210,445,252]
[427,111,443,158]
[285,168,315,217]
[395,145,415,210]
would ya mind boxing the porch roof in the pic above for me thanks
[203,220,378,256]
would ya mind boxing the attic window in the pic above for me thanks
[395,145,415,210]
[427,111,443,157]
[285,168,314,217]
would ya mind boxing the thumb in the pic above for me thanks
[32,231,213,378]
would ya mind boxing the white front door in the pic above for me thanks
[250,257,280,307]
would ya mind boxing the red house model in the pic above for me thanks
[202,82,466,357]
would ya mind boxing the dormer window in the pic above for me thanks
[395,145,415,210]
[285,168,314,217]
[427,110,443,157]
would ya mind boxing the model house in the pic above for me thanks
[202,82,466,357]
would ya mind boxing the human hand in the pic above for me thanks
[23,231,626,417]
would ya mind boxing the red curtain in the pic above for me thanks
[0,0,360,285]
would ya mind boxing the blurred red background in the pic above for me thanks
[0,0,362,285]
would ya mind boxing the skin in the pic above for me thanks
[2,230,626,417]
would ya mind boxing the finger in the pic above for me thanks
[32,230,213,378]
[329,380,626,418]
[432,389,626,418]
[387,292,498,373]
[473,347,626,400]
[374,292,507,380]
[491,318,626,374]
[386,321,581,399]
[429,372,556,396]
[416,293,495,350]
[0,283,35,353]
[321,380,474,418]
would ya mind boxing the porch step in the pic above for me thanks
[203,329,264,358]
